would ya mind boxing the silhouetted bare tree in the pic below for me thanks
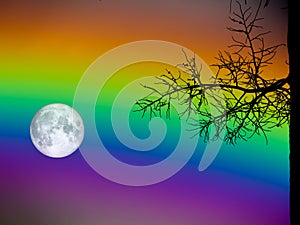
[135,0,296,222]
[134,0,289,145]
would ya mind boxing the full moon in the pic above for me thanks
[30,103,84,158]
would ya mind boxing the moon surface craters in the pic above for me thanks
[30,103,84,158]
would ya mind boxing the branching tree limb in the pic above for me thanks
[134,0,289,145]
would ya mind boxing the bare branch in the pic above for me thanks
[134,0,289,145]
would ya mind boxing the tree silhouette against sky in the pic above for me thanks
[134,0,290,145]
[134,0,299,223]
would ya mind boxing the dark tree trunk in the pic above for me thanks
[288,0,299,224]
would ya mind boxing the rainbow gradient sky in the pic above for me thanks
[0,1,289,225]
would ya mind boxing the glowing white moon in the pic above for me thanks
[30,103,84,158]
